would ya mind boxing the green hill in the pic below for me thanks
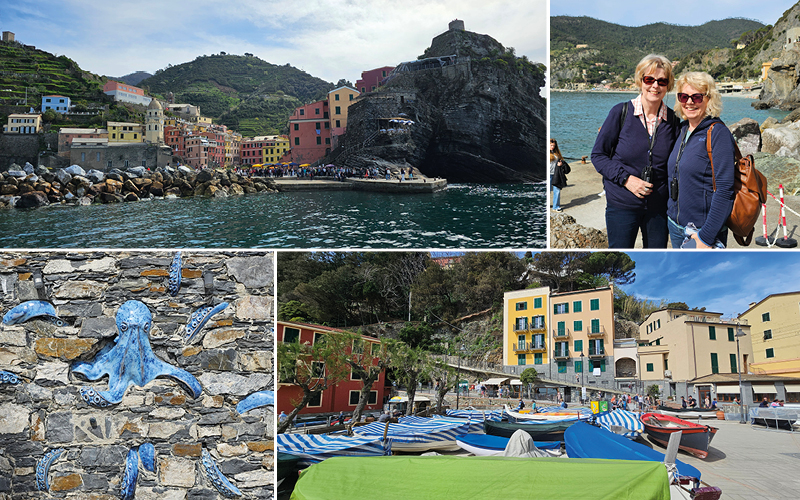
[551,16,764,86]
[138,54,336,136]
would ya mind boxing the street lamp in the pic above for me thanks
[580,351,585,403]
[735,325,747,424]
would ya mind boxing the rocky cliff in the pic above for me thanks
[336,24,546,183]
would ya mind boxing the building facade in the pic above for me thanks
[503,287,549,370]
[41,95,71,113]
[107,122,143,143]
[69,142,171,171]
[145,99,164,144]
[739,291,800,378]
[3,114,41,134]
[327,86,359,149]
[287,100,331,164]
[355,66,394,94]
[57,128,108,158]
[276,321,390,416]
[103,81,152,106]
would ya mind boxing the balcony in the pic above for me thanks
[553,349,570,360]
[552,328,571,340]
[588,348,606,358]
[514,342,546,353]
[513,324,530,333]
[587,326,606,339]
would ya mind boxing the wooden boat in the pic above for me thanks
[504,404,590,421]
[641,412,718,459]
[455,433,561,456]
[484,418,577,441]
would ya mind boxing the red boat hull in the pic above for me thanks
[640,412,718,459]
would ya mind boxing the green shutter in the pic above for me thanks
[730,353,737,373]
[534,353,542,365]
[558,361,567,373]
[646,363,654,372]
[534,297,542,308]
[710,353,719,374]
[574,320,582,332]
[518,354,526,365]
[590,298,600,311]
[591,318,600,334]
[709,326,716,340]
[728,327,734,342]
[573,301,582,312]
[574,339,583,353]
[575,360,582,373]
[558,321,565,335]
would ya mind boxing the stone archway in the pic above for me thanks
[616,357,636,378]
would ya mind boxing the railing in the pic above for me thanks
[553,328,570,339]
[513,343,546,353]
[513,325,529,332]
[587,325,606,338]
[588,348,606,358]
[553,349,570,359]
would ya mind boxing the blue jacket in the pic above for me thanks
[591,101,680,212]
[666,116,736,246]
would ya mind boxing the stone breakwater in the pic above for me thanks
[0,163,278,209]
[0,251,275,499]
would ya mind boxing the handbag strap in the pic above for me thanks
[706,123,717,192]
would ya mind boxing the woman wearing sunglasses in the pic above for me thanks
[666,72,735,248]
[591,54,681,248]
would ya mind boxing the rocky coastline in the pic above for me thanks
[0,163,279,209]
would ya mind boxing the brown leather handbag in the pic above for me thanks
[706,122,768,246]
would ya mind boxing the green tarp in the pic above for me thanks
[290,456,670,500]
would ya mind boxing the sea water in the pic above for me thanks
[551,92,789,161]
[0,183,546,249]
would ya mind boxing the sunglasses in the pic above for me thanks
[677,93,707,104]
[642,75,669,87]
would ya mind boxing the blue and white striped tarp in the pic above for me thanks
[595,409,644,439]
[276,433,391,463]
[445,409,504,421]
[353,419,470,449]
[421,415,485,433]
[537,406,593,418]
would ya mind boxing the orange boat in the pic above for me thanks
[640,412,718,459]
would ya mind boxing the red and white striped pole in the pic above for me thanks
[755,203,769,246]
[776,183,798,248]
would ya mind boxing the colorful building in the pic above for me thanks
[240,135,290,166]
[355,66,394,94]
[3,113,41,134]
[739,291,800,378]
[103,81,152,106]
[184,135,210,169]
[107,122,144,143]
[145,99,164,144]
[503,287,549,369]
[287,100,331,164]
[276,321,390,416]
[41,95,70,114]
[57,128,108,158]
[327,86,359,149]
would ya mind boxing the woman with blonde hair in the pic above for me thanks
[666,71,735,248]
[592,54,681,248]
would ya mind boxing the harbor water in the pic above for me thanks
[0,183,546,249]
[551,91,789,161]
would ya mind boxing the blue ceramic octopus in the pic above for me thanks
[184,302,229,343]
[36,448,65,491]
[72,300,202,407]
[120,448,138,500]
[236,390,275,414]
[167,251,182,296]
[3,300,64,326]
[201,449,242,498]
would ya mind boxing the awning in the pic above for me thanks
[752,383,777,393]
[510,379,523,386]
[715,385,741,394]
[482,377,510,385]
[784,383,800,392]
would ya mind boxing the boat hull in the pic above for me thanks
[641,413,717,459]
[455,433,561,456]
[484,419,576,441]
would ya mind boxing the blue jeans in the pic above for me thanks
[668,217,728,248]
[605,205,668,248]
[550,175,561,210]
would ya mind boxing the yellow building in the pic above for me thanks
[503,287,549,368]
[263,135,290,164]
[107,122,144,143]
[739,291,800,378]
[3,114,41,134]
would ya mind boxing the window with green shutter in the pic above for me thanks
[730,353,737,373]
[646,363,654,372]
[283,327,300,343]
[574,339,583,353]
[762,312,770,322]
[516,302,527,311]
[664,358,669,370]
[574,360,582,373]
[766,348,774,358]
[557,321,565,336]
[574,320,583,332]
[573,301,582,312]
[710,353,719,374]
[728,327,734,342]
[591,318,600,334]
[709,326,716,340]
[534,353,542,365]
[518,354,526,365]
[590,298,600,311]
[557,361,567,373]
[534,297,542,308]
[554,303,568,314]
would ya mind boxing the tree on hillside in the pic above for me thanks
[450,252,528,312]
[429,358,460,412]
[666,302,689,310]
[389,342,430,416]
[276,333,351,434]
[582,252,636,286]
[529,252,590,292]
[410,261,459,322]
[346,335,394,423]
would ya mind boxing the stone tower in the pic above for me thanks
[449,20,465,31]
[145,98,164,144]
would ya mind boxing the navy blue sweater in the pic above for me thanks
[591,101,680,212]
[667,116,736,246]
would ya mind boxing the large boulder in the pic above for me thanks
[729,118,761,156]
[178,165,193,175]
[7,170,27,178]
[16,191,49,208]
[55,169,73,185]
[762,122,800,155]
[550,212,608,249]
[127,166,147,178]
[85,169,106,183]
[196,169,214,183]
[64,164,86,176]
[23,162,35,174]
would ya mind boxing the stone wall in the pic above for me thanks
[0,134,40,171]
[0,250,274,499]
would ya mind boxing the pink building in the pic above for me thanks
[57,128,108,158]
[355,66,394,94]
[287,100,331,164]
[184,135,210,169]
[165,125,186,158]
[103,81,152,106]
[201,129,226,167]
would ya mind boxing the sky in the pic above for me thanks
[619,251,800,319]
[0,0,547,85]
[550,0,797,27]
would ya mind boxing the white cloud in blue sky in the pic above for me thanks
[0,0,547,84]
[620,252,800,318]
[550,0,795,27]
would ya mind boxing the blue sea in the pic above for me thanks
[551,92,789,161]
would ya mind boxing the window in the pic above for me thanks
[96,152,100,161]
[351,339,364,355]
[766,348,774,358]
[517,334,526,350]
[283,327,300,343]
[664,358,669,370]
[350,369,362,380]
[557,361,567,373]
[112,133,116,139]
[557,321,565,336]
[315,122,321,130]
[294,124,299,131]
[764,330,772,340]
[81,152,85,162]
[350,94,354,101]
[573,301,582,313]
[709,326,716,340]
[532,334,545,349]
[335,106,341,114]
[554,303,568,314]
[728,327,735,342]
[316,137,321,145]
[532,315,545,329]
[515,317,528,331]
[307,392,322,407]
[534,353,542,365]
[516,302,527,311]
[349,390,378,405]
[590,299,600,311]
[324,122,329,129]
[588,339,604,356]
[589,359,606,372]
[534,297,542,308]
[325,138,330,145]
[574,360,582,373]
[313,332,324,344]
[730,353,738,374]
[555,341,568,357]
[517,354,526,365]
[336,120,341,128]
[710,353,719,374]
[299,109,305,116]
[646,363,654,372]
[295,138,300,145]
[656,319,661,329]
[312,361,325,378]
[591,319,600,334]
[107,161,113,168]
[335,94,340,101]
[762,312,770,322]
[573,339,583,353]
[574,320,583,332]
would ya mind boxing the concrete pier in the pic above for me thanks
[270,177,447,193]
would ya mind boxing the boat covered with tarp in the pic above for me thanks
[595,409,644,439]
[748,407,798,430]
[565,422,702,481]
[352,418,470,452]
[641,413,718,459]
[455,433,561,456]
[289,455,671,500]
[484,418,578,441]
[423,414,486,433]
[504,404,591,422]
[276,433,391,464]
[445,408,504,420]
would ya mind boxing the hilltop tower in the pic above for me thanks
[145,98,164,144]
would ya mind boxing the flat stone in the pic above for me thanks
[51,473,82,491]
[119,419,148,438]
[0,329,27,346]
[0,403,30,434]
[198,372,272,396]
[0,346,38,366]
[43,260,75,274]
[46,412,73,442]
[172,443,202,457]
[198,349,237,371]
[197,425,222,438]
[30,412,45,440]
[25,383,53,402]
[135,487,188,500]
[239,351,272,372]
[202,395,224,408]
[202,329,245,349]
[232,469,272,488]
[234,296,272,321]
[225,256,274,289]
[54,280,105,299]
[0,258,26,267]
[246,441,274,452]
[77,257,117,273]
[79,316,118,338]
[159,457,195,487]
[58,302,103,318]
[80,446,127,467]
[261,455,274,470]
[34,361,71,385]
[141,269,169,277]
[149,407,185,420]
[34,337,97,360]
[147,422,187,439]
[182,346,202,357]
[216,442,248,457]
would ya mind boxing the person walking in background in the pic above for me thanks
[667,72,736,249]
[591,54,681,248]
[550,138,569,212]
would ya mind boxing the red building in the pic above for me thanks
[165,125,186,158]
[355,66,394,94]
[200,129,226,167]
[277,321,391,416]
[287,100,331,164]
